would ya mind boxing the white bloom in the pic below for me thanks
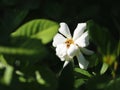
[52,22,93,69]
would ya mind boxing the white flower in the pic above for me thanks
[52,22,93,69]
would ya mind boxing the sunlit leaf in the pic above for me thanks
[11,19,59,44]
[0,46,41,55]
[100,63,109,75]
[0,54,7,67]
[18,76,26,83]
[0,55,14,85]
[35,70,46,85]
[1,65,14,85]
[0,40,47,66]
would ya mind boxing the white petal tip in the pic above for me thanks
[60,22,66,26]
[79,61,89,70]
[63,61,69,68]
[77,23,86,27]
[52,43,56,47]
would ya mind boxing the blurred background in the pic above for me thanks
[0,0,120,90]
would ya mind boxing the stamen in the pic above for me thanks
[65,39,74,48]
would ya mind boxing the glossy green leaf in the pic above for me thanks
[11,19,59,44]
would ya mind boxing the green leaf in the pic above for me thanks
[58,62,74,90]
[86,54,99,68]
[35,71,46,85]
[74,68,92,78]
[74,79,85,89]
[0,54,14,85]
[0,46,41,56]
[1,65,14,85]
[87,20,116,54]
[86,75,110,90]
[105,77,120,90]
[0,8,28,32]
[100,63,109,75]
[0,54,7,66]
[18,65,58,90]
[0,39,47,66]
[0,8,28,44]
[11,19,59,44]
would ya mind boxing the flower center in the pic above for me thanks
[65,38,74,48]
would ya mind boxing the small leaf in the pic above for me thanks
[74,68,92,77]
[0,65,14,85]
[35,70,46,85]
[0,54,14,85]
[0,54,7,66]
[100,63,109,75]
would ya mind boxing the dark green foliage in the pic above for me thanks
[0,0,120,90]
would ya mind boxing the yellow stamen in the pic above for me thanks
[65,39,74,48]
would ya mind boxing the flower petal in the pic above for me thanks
[75,31,89,47]
[81,48,94,55]
[76,51,89,69]
[59,22,72,38]
[67,44,79,58]
[63,61,70,68]
[73,23,86,40]
[53,33,66,47]
[56,44,67,61]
